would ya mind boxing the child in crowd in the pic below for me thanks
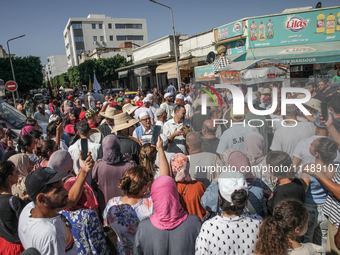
[255,199,323,254]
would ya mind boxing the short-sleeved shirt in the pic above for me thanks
[167,85,176,95]
[195,214,262,255]
[103,195,153,255]
[163,118,191,155]
[323,168,340,226]
[18,202,77,255]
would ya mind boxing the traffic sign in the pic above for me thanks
[5,81,18,92]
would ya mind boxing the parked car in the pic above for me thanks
[125,91,137,104]
[33,93,44,101]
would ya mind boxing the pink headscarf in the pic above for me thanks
[244,132,265,166]
[49,103,55,115]
[150,175,188,230]
[223,149,255,185]
[19,126,36,137]
[170,153,191,182]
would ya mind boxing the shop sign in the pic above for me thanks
[195,65,216,81]
[217,21,243,41]
[219,39,246,56]
[248,7,340,48]
[220,71,241,83]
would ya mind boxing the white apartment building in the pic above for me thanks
[45,55,68,80]
[63,14,148,67]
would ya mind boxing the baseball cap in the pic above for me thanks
[68,95,74,100]
[218,171,248,204]
[117,97,123,102]
[79,111,86,120]
[25,167,70,198]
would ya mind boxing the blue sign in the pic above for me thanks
[217,21,244,41]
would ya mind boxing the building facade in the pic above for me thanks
[45,55,68,80]
[63,14,148,67]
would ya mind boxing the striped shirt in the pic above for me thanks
[322,166,340,226]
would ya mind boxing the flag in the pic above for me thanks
[57,81,60,97]
[88,75,93,91]
[47,75,53,98]
[93,72,101,92]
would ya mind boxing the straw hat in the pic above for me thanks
[263,88,271,94]
[111,112,139,133]
[100,107,117,119]
[122,103,139,115]
[303,98,321,111]
[89,128,102,144]
[229,107,245,121]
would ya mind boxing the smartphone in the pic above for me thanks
[321,102,328,121]
[81,138,88,161]
[151,125,161,146]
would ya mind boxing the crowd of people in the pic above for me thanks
[1,77,340,255]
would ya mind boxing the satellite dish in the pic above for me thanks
[315,2,322,8]
[206,51,216,64]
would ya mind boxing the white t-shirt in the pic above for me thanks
[18,202,77,255]
[270,121,315,157]
[163,118,190,155]
[271,115,308,132]
[287,243,324,255]
[216,125,258,155]
[88,95,95,110]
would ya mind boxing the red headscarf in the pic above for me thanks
[63,177,98,212]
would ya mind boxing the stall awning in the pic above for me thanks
[228,53,246,62]
[246,41,340,65]
[118,70,128,79]
[156,58,198,78]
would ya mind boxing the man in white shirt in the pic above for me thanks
[184,97,194,119]
[68,121,101,184]
[163,105,190,155]
[155,107,167,133]
[270,104,315,157]
[134,97,155,126]
[87,92,95,110]
[160,93,174,121]
[133,111,154,142]
[216,107,258,157]
[147,93,160,122]
[186,132,223,187]
[34,104,50,122]
[18,161,94,255]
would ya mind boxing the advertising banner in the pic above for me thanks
[248,7,340,48]
[219,39,246,56]
[195,65,216,81]
[217,21,244,41]
[220,71,241,83]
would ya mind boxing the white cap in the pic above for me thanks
[164,93,172,99]
[218,171,248,204]
[142,97,152,104]
[147,93,153,98]
[138,111,150,119]
[176,94,184,100]
[155,107,166,117]
[184,96,192,103]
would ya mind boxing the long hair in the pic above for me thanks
[255,199,309,255]
[139,144,157,178]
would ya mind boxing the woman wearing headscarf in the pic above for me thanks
[195,171,262,255]
[47,149,109,254]
[171,153,207,219]
[133,174,202,255]
[244,132,276,193]
[9,154,31,200]
[92,134,136,220]
[0,161,26,255]
[103,136,169,255]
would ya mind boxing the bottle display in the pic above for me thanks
[250,21,257,41]
[317,12,325,33]
[326,13,335,34]
[259,21,266,41]
[267,19,274,38]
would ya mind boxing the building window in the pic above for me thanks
[109,35,113,41]
[92,23,96,29]
[116,35,143,41]
[99,24,102,29]
[74,36,84,42]
[100,36,104,41]
[72,23,82,29]
[115,24,125,29]
[93,36,97,41]
[108,23,112,29]
[47,58,49,62]
[49,71,51,74]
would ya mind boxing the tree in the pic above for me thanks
[0,56,43,93]
[66,66,80,88]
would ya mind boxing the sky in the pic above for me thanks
[1,0,339,66]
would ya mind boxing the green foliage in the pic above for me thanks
[0,56,43,93]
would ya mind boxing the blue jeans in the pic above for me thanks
[303,203,328,254]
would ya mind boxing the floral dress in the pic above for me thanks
[103,195,154,255]
[61,209,110,255]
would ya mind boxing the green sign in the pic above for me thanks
[217,21,243,41]
[219,39,246,56]
[248,7,340,48]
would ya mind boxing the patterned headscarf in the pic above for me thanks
[85,109,96,119]
[170,153,191,182]
[9,153,31,177]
